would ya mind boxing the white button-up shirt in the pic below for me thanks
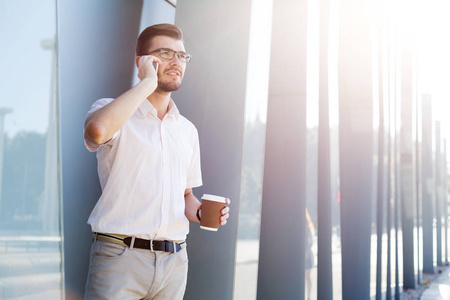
[84,98,202,241]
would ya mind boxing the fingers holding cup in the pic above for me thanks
[200,195,228,231]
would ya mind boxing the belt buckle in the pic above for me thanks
[150,240,154,252]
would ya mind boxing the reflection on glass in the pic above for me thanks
[234,119,266,299]
[233,0,272,299]
[0,0,62,299]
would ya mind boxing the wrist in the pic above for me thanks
[139,77,157,94]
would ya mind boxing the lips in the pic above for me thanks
[165,68,182,77]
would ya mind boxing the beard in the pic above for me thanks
[156,79,182,93]
[156,67,183,93]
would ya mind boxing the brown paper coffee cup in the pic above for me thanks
[200,194,226,231]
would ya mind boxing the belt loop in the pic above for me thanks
[130,237,136,250]
[173,241,177,253]
[93,232,98,242]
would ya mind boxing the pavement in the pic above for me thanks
[421,266,450,300]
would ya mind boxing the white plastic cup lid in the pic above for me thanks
[202,194,226,203]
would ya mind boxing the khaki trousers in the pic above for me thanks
[84,240,188,300]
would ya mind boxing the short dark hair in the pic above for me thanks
[136,23,184,56]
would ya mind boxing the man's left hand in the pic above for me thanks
[220,198,231,226]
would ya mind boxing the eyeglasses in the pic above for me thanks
[144,48,191,63]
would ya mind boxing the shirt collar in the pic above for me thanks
[166,99,180,120]
[138,99,180,121]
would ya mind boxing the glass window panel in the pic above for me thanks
[233,0,272,299]
[0,0,62,299]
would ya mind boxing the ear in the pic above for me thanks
[135,56,141,68]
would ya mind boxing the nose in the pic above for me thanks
[169,53,183,66]
[170,54,181,65]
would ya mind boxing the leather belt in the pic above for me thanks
[94,233,186,253]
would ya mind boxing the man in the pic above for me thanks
[83,23,230,300]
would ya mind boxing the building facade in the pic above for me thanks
[0,0,448,299]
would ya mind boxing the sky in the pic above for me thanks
[415,0,450,144]
[0,0,56,137]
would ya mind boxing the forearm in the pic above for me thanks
[185,190,201,223]
[85,78,157,145]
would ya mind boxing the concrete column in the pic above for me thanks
[436,126,447,266]
[400,31,417,288]
[387,103,394,299]
[414,73,423,284]
[442,139,449,264]
[375,51,388,300]
[394,25,404,299]
[256,0,308,299]
[59,1,143,296]
[0,108,13,215]
[421,94,435,273]
[318,0,333,299]
[338,0,376,298]
[175,1,252,299]
[375,94,387,300]
[42,37,59,235]
[442,141,447,265]
[375,1,389,298]
[436,122,443,266]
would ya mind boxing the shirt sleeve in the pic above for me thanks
[186,128,203,189]
[83,98,120,152]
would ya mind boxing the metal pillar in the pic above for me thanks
[318,0,333,299]
[400,31,418,288]
[421,94,435,273]
[436,122,443,266]
[59,1,144,296]
[338,0,376,298]
[256,0,308,299]
[375,0,389,297]
[0,108,13,215]
[444,140,448,265]
[175,1,252,299]
[415,74,423,284]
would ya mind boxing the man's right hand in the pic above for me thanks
[85,55,162,146]
[137,55,162,81]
